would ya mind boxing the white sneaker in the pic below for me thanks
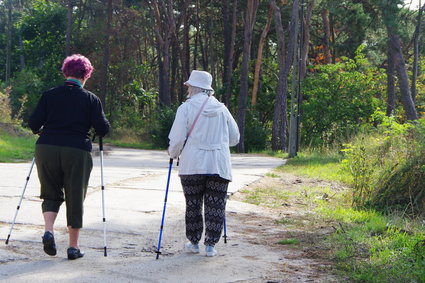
[205,245,217,257]
[184,242,200,253]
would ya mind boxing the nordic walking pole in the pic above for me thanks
[223,215,227,244]
[99,136,107,257]
[223,193,229,244]
[5,157,36,245]
[155,158,173,259]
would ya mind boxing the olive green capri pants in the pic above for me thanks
[35,144,93,229]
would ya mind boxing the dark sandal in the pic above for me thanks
[42,231,57,256]
[67,247,85,260]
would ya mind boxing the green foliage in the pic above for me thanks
[244,109,269,152]
[277,238,300,245]
[0,86,36,162]
[281,151,351,184]
[321,206,425,282]
[0,88,13,123]
[18,1,66,84]
[9,68,43,122]
[149,106,177,149]
[301,45,386,146]
[341,141,377,208]
[110,80,157,131]
[324,1,371,58]
[241,186,290,208]
[0,129,36,162]
[342,111,425,214]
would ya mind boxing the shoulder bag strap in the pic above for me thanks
[177,95,209,165]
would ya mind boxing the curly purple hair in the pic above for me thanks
[61,54,94,80]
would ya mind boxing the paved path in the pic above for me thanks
[0,147,287,282]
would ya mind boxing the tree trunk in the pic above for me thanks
[99,0,112,109]
[271,0,299,151]
[181,7,190,95]
[170,42,178,104]
[251,4,273,106]
[236,0,259,153]
[321,8,332,64]
[149,0,175,107]
[411,3,424,102]
[223,0,238,106]
[301,0,314,78]
[389,34,418,120]
[193,0,200,71]
[288,0,301,158]
[17,0,25,70]
[6,0,13,81]
[65,0,73,56]
[386,48,396,117]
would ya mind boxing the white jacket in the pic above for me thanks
[168,93,240,181]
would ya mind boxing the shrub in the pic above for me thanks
[301,45,386,146]
[342,112,425,215]
[0,88,13,123]
[9,69,43,123]
[149,106,177,149]
[244,109,269,152]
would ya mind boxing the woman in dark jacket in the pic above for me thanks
[29,54,110,260]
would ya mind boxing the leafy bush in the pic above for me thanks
[0,88,13,123]
[9,69,43,123]
[372,118,425,214]
[342,111,425,214]
[244,109,269,152]
[149,106,177,149]
[301,45,386,146]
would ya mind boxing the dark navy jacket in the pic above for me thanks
[29,81,110,152]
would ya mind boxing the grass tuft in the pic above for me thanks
[277,238,300,245]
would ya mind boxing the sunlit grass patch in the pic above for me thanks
[279,151,352,184]
[265,172,279,178]
[241,187,290,208]
[0,133,36,162]
[319,205,425,282]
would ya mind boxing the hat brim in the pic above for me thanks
[184,81,213,91]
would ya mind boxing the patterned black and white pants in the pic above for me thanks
[180,174,229,246]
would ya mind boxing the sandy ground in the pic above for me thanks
[0,147,339,283]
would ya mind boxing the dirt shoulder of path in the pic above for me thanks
[229,171,348,282]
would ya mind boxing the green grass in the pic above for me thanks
[0,133,36,162]
[321,206,425,282]
[240,149,425,283]
[265,172,279,178]
[279,151,352,184]
[277,238,300,245]
[241,186,290,208]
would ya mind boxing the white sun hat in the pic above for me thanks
[184,70,213,91]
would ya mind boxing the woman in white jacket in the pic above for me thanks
[168,70,240,257]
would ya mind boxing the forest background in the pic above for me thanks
[0,0,423,151]
[1,0,425,281]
